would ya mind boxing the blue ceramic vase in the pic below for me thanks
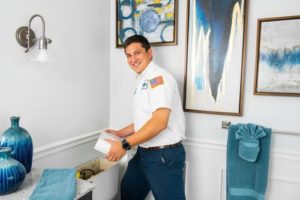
[0,116,33,173]
[0,147,26,195]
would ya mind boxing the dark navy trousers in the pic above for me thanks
[121,144,186,200]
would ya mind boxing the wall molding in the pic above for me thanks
[184,137,300,162]
[33,134,300,162]
[267,175,300,199]
[33,130,103,160]
[219,167,300,200]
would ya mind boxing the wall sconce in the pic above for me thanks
[16,14,53,63]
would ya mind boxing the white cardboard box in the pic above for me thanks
[77,158,119,200]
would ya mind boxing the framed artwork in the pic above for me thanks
[116,0,178,47]
[183,0,247,116]
[254,15,300,96]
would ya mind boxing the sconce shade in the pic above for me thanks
[28,47,48,63]
[15,14,53,64]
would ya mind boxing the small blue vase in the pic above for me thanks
[0,116,33,173]
[0,147,26,195]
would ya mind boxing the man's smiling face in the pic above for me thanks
[125,42,152,74]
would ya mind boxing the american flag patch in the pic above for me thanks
[150,76,164,88]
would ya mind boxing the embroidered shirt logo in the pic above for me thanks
[142,81,148,89]
[150,76,164,88]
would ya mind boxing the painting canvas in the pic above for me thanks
[254,15,300,96]
[184,0,247,115]
[116,0,177,47]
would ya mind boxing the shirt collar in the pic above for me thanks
[135,61,155,81]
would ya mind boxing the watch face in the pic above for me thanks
[122,139,131,150]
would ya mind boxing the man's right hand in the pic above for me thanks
[105,129,121,137]
[105,124,135,138]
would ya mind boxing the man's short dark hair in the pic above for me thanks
[123,35,151,51]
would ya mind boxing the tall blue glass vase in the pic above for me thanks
[0,147,26,195]
[0,116,33,173]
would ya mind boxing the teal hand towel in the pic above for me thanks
[30,168,76,200]
[226,123,272,200]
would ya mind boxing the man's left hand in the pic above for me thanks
[105,139,126,162]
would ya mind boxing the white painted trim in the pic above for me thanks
[184,161,189,199]
[183,137,300,162]
[184,138,226,151]
[267,176,300,199]
[33,130,103,160]
[219,167,226,200]
[32,134,300,163]
[219,166,300,200]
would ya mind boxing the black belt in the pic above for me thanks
[140,141,182,151]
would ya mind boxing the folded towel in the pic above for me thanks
[236,124,267,162]
[226,123,272,200]
[30,168,76,200]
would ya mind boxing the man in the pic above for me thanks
[106,35,186,200]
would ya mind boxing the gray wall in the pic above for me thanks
[1,0,299,199]
[109,0,300,152]
[0,0,110,147]
[109,0,300,199]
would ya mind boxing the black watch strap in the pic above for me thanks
[122,139,131,150]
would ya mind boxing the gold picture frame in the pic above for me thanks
[254,15,300,97]
[183,0,247,116]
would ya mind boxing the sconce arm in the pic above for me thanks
[26,14,46,53]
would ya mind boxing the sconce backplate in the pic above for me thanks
[16,26,36,48]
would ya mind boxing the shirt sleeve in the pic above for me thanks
[148,74,175,112]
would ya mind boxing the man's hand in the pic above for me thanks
[105,124,135,138]
[105,139,126,162]
[105,129,121,137]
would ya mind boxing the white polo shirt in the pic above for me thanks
[133,62,185,148]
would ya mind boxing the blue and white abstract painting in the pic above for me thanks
[256,17,300,95]
[117,0,177,46]
[184,0,246,115]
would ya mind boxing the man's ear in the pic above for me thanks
[147,48,153,60]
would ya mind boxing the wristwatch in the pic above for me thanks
[121,139,131,150]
